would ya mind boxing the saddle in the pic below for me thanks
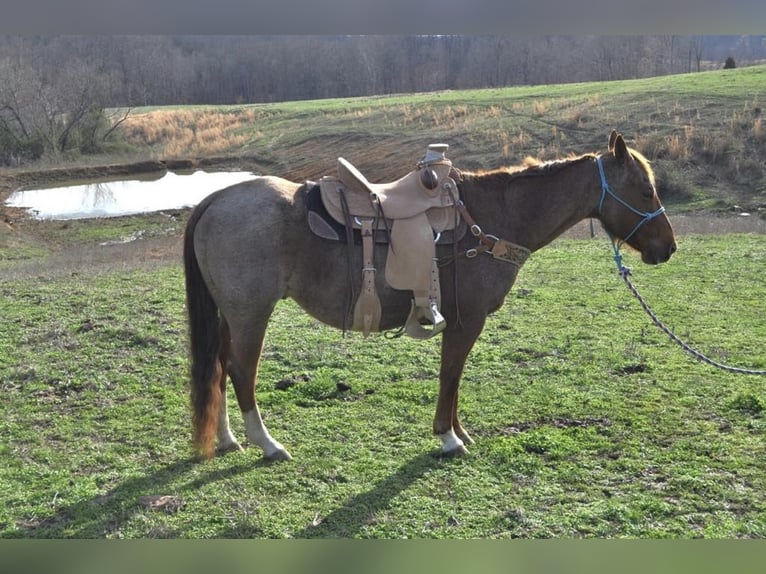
[313,144,462,339]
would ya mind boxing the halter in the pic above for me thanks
[595,158,765,375]
[596,155,665,243]
[596,155,666,273]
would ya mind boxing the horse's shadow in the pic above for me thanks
[217,451,443,539]
[10,450,441,538]
[9,456,266,538]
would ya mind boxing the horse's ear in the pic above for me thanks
[608,130,619,151]
[612,133,631,163]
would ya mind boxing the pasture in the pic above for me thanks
[114,65,766,214]
[1,65,765,540]
[1,227,765,538]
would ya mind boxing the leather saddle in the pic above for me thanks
[313,144,462,339]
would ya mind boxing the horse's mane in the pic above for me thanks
[457,153,597,188]
[626,147,656,186]
[457,147,654,188]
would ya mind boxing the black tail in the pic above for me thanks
[184,196,223,458]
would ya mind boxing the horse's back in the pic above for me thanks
[189,176,305,321]
[196,175,300,223]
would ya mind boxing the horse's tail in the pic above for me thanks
[183,196,224,459]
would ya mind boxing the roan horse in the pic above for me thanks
[183,131,676,460]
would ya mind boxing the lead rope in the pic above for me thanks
[611,244,766,376]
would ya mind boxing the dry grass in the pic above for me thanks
[533,142,562,161]
[392,103,484,132]
[487,105,503,118]
[562,106,588,129]
[119,108,257,158]
[532,100,549,116]
[352,107,375,118]
[499,131,511,158]
[632,107,765,207]
[667,134,691,160]
[635,120,740,167]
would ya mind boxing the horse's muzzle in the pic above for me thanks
[642,240,677,264]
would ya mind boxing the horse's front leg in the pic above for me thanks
[433,317,485,456]
[451,388,474,446]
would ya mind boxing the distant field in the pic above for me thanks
[117,65,766,213]
[2,233,765,538]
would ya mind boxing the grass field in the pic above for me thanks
[2,231,765,538]
[114,65,766,213]
[1,65,765,540]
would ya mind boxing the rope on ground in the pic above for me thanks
[616,262,766,376]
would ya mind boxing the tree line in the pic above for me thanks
[1,35,764,165]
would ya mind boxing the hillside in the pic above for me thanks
[2,65,765,218]
[113,64,766,215]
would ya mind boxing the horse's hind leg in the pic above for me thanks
[228,311,292,461]
[216,392,244,453]
[214,319,244,454]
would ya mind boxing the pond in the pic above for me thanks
[5,169,257,220]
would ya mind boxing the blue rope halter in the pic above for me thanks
[596,155,666,274]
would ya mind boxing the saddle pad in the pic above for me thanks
[305,184,467,245]
[305,182,347,242]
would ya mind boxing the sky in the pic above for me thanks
[4,1,766,35]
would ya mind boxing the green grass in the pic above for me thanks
[2,66,765,539]
[118,65,766,214]
[2,233,765,538]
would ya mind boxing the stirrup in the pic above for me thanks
[405,297,446,339]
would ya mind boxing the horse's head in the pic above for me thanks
[596,131,677,264]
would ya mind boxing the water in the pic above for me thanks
[5,170,257,220]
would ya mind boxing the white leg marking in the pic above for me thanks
[439,429,466,454]
[244,407,292,460]
[216,393,243,452]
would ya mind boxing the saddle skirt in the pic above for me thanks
[315,144,462,339]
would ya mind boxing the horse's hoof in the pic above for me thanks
[264,448,293,461]
[216,441,245,455]
[457,432,475,446]
[437,429,469,456]
[439,443,469,458]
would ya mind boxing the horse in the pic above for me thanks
[183,131,677,461]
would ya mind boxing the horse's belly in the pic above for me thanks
[288,270,413,333]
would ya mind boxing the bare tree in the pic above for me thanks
[688,36,706,72]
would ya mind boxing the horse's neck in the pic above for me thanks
[465,157,599,253]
